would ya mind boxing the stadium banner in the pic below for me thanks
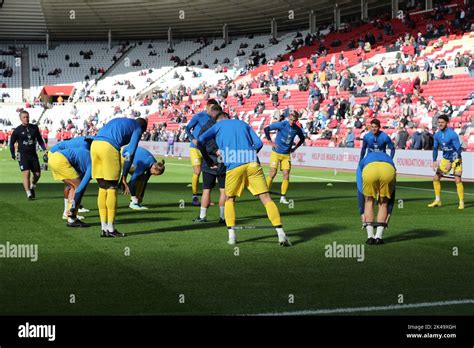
[139,141,474,179]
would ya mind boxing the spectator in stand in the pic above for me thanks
[422,127,434,150]
[441,100,453,117]
[411,128,423,150]
[396,127,409,149]
[344,127,355,148]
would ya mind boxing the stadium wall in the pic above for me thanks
[138,141,474,179]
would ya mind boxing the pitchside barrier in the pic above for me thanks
[44,139,474,179]
[137,141,474,180]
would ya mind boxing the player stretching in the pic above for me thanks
[193,108,227,223]
[428,114,464,209]
[48,147,92,228]
[90,117,147,237]
[357,151,397,245]
[264,111,305,204]
[185,99,219,206]
[49,136,92,219]
[198,118,291,246]
[360,119,395,160]
[121,146,165,210]
[9,111,47,200]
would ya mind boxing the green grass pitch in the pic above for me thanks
[0,148,473,315]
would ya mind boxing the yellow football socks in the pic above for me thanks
[264,201,282,226]
[281,179,289,196]
[106,188,117,224]
[192,174,199,195]
[456,182,464,202]
[98,188,108,223]
[224,200,236,227]
[433,181,441,200]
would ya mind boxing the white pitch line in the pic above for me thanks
[254,299,474,316]
[398,185,474,196]
[167,162,472,194]
[282,174,349,182]
[166,162,349,182]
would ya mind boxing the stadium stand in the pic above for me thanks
[0,0,473,152]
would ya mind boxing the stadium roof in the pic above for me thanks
[0,0,391,41]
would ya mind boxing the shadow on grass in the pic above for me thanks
[128,221,226,236]
[235,195,354,204]
[239,223,343,246]
[116,216,175,225]
[384,228,446,243]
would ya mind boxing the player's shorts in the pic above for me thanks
[203,171,226,190]
[438,158,462,175]
[43,137,48,145]
[18,153,41,172]
[91,140,121,181]
[0,140,4,145]
[269,151,291,170]
[48,151,79,181]
[362,162,396,199]
[189,147,202,166]
[225,162,268,197]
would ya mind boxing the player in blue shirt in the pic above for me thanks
[49,136,91,153]
[48,147,92,228]
[428,114,464,209]
[185,99,219,206]
[48,136,93,219]
[264,111,305,204]
[193,109,227,224]
[121,147,165,210]
[198,118,291,246]
[360,119,395,160]
[357,151,397,245]
[90,117,147,237]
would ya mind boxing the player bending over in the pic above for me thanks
[360,118,395,161]
[193,109,227,223]
[264,111,305,204]
[428,114,464,209]
[48,147,92,228]
[357,151,396,245]
[9,111,47,200]
[185,99,219,206]
[198,117,291,246]
[90,117,147,237]
[121,146,165,210]
[49,136,93,219]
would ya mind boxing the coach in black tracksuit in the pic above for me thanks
[9,110,46,200]
[193,111,228,223]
